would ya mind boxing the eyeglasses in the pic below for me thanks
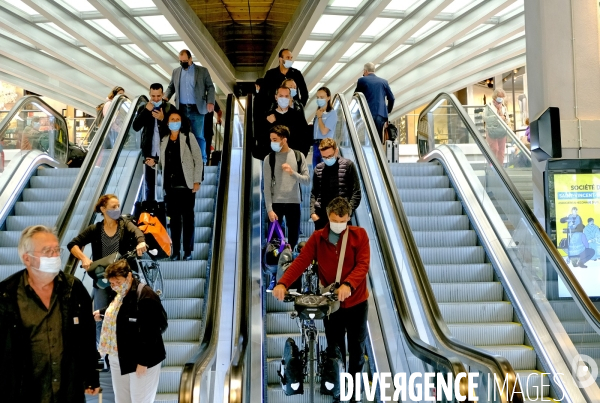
[31,247,64,257]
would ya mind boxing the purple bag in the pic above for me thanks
[263,220,286,275]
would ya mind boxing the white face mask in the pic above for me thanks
[31,255,62,274]
[496,97,503,103]
[330,222,347,234]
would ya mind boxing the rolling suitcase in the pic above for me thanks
[386,140,399,163]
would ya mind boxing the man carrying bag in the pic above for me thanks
[272,197,370,403]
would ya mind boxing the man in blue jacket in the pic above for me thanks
[164,49,216,164]
[354,62,395,141]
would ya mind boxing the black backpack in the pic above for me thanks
[279,337,304,395]
[268,150,303,200]
[137,283,168,334]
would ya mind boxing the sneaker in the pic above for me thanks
[266,274,277,292]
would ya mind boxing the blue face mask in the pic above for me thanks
[106,208,121,220]
[323,156,336,166]
[290,88,297,98]
[168,121,181,131]
[152,100,162,108]
[316,99,327,108]
[283,60,293,69]
[277,97,290,109]
[271,142,282,152]
[496,97,503,103]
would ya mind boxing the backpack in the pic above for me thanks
[268,150,303,200]
[320,345,343,396]
[184,133,205,182]
[279,337,304,395]
[137,282,168,334]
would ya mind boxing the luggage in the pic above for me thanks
[279,337,304,395]
[138,212,171,259]
[385,122,399,142]
[385,140,399,163]
[263,221,286,275]
[134,200,167,228]
[67,142,87,167]
[320,345,343,396]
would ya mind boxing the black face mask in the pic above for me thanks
[180,61,189,69]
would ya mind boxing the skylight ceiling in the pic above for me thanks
[384,0,421,11]
[120,0,156,9]
[6,0,38,15]
[138,16,178,36]
[361,18,397,38]
[299,41,327,56]
[441,0,478,14]
[330,0,363,8]
[88,19,126,39]
[60,0,96,13]
[312,15,349,35]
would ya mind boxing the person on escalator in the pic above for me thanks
[273,197,370,403]
[311,139,361,231]
[312,87,338,167]
[568,223,595,268]
[484,88,509,164]
[263,48,309,107]
[133,83,173,201]
[354,62,395,142]
[261,86,310,159]
[102,86,125,117]
[160,110,203,261]
[68,194,147,344]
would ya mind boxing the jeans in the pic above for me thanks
[144,162,156,202]
[93,287,111,345]
[166,187,196,255]
[271,203,301,249]
[373,115,387,142]
[323,300,368,376]
[180,104,207,163]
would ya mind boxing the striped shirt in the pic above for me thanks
[101,224,120,257]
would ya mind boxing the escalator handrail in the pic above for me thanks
[178,94,235,403]
[351,92,522,402]
[0,95,70,165]
[224,93,252,403]
[55,94,128,248]
[464,103,531,159]
[338,94,473,398]
[61,95,147,275]
[419,92,600,336]
[0,150,64,227]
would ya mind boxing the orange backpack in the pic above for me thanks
[138,212,171,258]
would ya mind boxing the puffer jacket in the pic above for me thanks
[310,156,361,217]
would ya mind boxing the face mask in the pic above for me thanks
[496,97,503,103]
[33,255,62,274]
[106,208,121,220]
[323,156,336,166]
[111,281,128,294]
[283,60,293,69]
[316,99,327,108]
[290,88,297,98]
[152,100,162,108]
[32,122,41,130]
[277,97,290,109]
[271,142,282,152]
[180,61,189,69]
[330,222,347,234]
[169,121,182,131]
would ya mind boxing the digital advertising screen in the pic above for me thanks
[554,173,600,297]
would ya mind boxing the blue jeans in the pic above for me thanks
[93,287,111,346]
[180,104,207,163]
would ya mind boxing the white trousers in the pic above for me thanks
[109,354,161,403]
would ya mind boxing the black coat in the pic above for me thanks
[99,279,166,374]
[263,66,309,106]
[261,107,310,159]
[310,157,362,216]
[133,102,173,159]
[0,270,99,403]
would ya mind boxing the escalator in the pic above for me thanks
[223,94,533,403]
[0,94,129,283]
[350,91,600,401]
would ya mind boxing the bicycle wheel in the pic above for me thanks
[147,263,165,300]
[308,337,315,403]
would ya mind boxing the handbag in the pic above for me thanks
[138,212,172,258]
[263,220,286,275]
[318,228,349,315]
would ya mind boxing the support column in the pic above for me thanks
[525,0,600,225]
[466,85,475,105]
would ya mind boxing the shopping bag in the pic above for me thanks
[138,212,171,259]
[263,220,286,275]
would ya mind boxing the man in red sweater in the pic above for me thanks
[273,197,370,385]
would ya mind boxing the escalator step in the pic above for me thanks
[407,215,470,231]
[160,260,207,279]
[162,319,202,342]
[394,175,449,189]
[156,367,183,394]
[439,301,513,323]
[389,163,443,176]
[266,333,327,358]
[22,188,71,202]
[266,312,325,334]
[413,230,477,247]
[424,264,493,283]
[448,322,524,346]
[0,231,21,247]
[478,345,537,370]
[163,278,205,298]
[14,201,65,216]
[6,215,57,231]
[418,246,485,264]
[397,187,456,202]
[403,201,463,216]
[160,298,204,320]
[36,167,79,176]
[431,282,503,302]
[163,342,199,366]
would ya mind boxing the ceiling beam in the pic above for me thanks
[323,6,501,23]
[264,0,328,75]
[388,54,526,119]
[322,0,454,99]
[88,0,176,74]
[388,13,524,95]
[0,5,147,95]
[23,0,165,86]
[0,34,107,101]
[302,0,393,91]
[0,55,99,107]
[373,0,517,87]
[154,0,236,94]
[28,7,163,22]
[0,70,97,115]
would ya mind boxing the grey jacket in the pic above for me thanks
[165,64,216,113]
[160,132,204,189]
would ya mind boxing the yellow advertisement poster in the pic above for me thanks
[555,174,600,297]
